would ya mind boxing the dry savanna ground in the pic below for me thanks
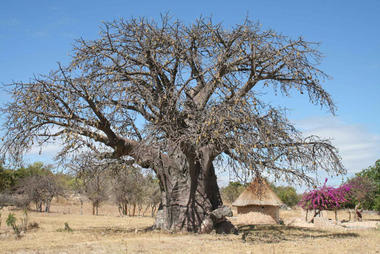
[0,199,379,254]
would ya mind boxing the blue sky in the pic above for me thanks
[1,0,379,189]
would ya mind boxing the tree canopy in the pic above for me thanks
[0,162,54,192]
[347,159,380,211]
[0,16,344,232]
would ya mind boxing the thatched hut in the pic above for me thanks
[232,177,283,223]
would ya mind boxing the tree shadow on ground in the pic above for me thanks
[77,225,155,234]
[364,218,380,221]
[238,224,359,244]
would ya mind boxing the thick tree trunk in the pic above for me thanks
[122,139,234,232]
[153,147,223,232]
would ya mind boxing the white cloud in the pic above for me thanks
[296,116,380,175]
[217,116,380,190]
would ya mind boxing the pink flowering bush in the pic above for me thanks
[298,178,352,211]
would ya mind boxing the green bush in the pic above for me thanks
[221,182,246,203]
[373,195,380,212]
[272,185,300,207]
[6,213,21,238]
[345,159,380,211]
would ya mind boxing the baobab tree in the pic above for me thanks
[0,16,344,232]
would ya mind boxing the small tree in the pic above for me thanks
[17,174,64,212]
[142,174,161,217]
[111,165,144,216]
[0,163,13,192]
[105,159,160,217]
[69,154,109,215]
[357,160,380,212]
[6,213,21,238]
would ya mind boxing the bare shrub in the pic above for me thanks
[17,174,64,212]
[69,154,109,215]
[111,165,144,216]
[0,193,29,209]
[143,174,161,217]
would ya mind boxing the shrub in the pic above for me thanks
[373,195,380,213]
[272,186,300,207]
[299,179,350,211]
[298,179,351,222]
[6,213,21,238]
[221,182,246,203]
[28,221,39,229]
[57,222,73,232]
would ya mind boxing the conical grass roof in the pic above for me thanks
[232,177,283,207]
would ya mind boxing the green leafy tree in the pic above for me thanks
[54,172,75,191]
[354,160,380,212]
[6,213,21,238]
[373,196,380,212]
[344,176,376,209]
[0,164,15,192]
[0,162,53,192]
[272,185,300,207]
[221,182,246,203]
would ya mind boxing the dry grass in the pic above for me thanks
[0,201,379,254]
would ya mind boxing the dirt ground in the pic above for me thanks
[0,200,379,254]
